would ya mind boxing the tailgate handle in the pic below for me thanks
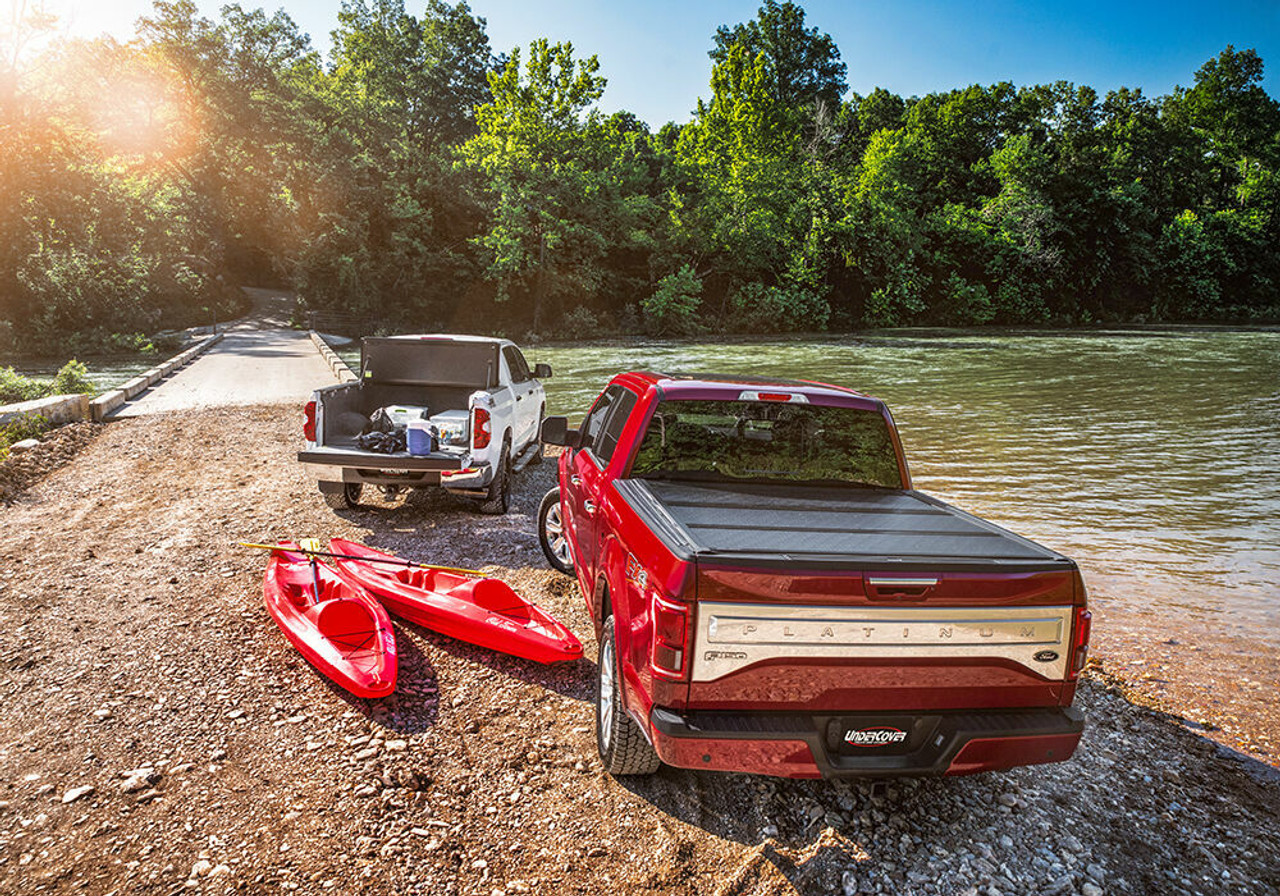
[866,577,938,600]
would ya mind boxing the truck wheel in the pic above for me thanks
[478,440,511,515]
[321,483,362,510]
[537,487,574,574]
[597,615,661,776]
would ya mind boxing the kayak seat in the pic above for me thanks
[317,599,378,653]
[461,577,533,622]
[277,566,322,605]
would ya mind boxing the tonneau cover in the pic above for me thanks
[613,479,1072,571]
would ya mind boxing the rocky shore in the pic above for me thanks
[0,407,1277,895]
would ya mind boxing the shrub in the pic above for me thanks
[561,305,604,339]
[0,367,47,405]
[0,414,50,461]
[617,303,641,335]
[728,282,831,333]
[51,360,95,396]
[643,265,704,336]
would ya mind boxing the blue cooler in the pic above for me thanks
[406,421,436,456]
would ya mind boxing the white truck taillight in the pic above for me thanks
[1069,608,1092,679]
[303,400,317,442]
[472,406,491,449]
[651,594,690,679]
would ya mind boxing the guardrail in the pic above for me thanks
[0,393,91,429]
[0,333,226,429]
[89,332,225,421]
[309,331,358,383]
[305,310,378,336]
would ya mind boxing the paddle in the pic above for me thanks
[298,537,325,605]
[238,542,488,578]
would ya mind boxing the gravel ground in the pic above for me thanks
[1,406,1277,896]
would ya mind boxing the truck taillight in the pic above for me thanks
[651,594,689,679]
[1069,608,1092,679]
[472,406,491,449]
[303,400,317,442]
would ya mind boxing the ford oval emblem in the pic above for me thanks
[1034,649,1059,663]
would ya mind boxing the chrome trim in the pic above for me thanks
[866,577,938,588]
[439,462,492,487]
[692,602,1074,681]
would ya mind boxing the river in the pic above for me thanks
[522,330,1280,757]
[346,328,1280,758]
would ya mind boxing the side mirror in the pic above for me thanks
[533,363,552,379]
[540,416,579,447]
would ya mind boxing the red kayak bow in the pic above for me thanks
[262,542,397,698]
[329,538,582,664]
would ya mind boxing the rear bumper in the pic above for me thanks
[648,705,1084,779]
[300,455,492,489]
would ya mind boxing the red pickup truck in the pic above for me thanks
[538,372,1090,779]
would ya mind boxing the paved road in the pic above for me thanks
[112,289,340,417]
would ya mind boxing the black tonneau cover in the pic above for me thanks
[362,337,499,388]
[613,479,1073,572]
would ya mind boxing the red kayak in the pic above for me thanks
[329,538,582,664]
[262,542,397,698]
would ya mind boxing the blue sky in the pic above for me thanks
[55,0,1279,126]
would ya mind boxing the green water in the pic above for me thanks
[523,330,1280,644]
[6,356,155,393]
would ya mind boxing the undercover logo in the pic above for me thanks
[844,726,908,748]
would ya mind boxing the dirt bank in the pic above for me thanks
[0,407,1277,896]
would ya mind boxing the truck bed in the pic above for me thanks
[613,479,1073,572]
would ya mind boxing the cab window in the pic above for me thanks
[503,346,530,383]
[592,390,638,464]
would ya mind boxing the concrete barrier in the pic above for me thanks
[309,331,358,383]
[90,332,224,421]
[0,393,91,429]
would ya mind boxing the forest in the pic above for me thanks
[1,0,1278,353]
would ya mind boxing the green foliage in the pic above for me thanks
[0,415,52,462]
[711,1,846,114]
[728,282,830,332]
[51,361,96,396]
[0,369,48,405]
[559,306,606,339]
[0,361,96,406]
[643,266,705,336]
[0,0,1277,343]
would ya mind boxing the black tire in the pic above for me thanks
[537,487,574,574]
[596,615,661,776]
[321,482,362,510]
[478,439,511,515]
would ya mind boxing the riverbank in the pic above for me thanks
[0,406,1277,896]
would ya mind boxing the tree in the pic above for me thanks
[329,0,496,149]
[462,39,639,332]
[711,1,846,115]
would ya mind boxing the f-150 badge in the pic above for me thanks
[625,554,647,590]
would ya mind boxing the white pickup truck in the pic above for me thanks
[298,334,549,514]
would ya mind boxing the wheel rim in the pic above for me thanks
[544,503,571,567]
[599,636,615,751]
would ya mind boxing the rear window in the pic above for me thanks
[628,399,902,488]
